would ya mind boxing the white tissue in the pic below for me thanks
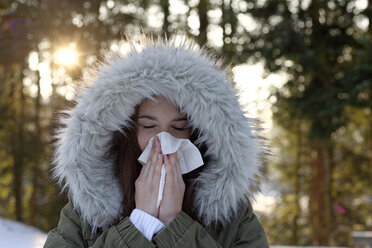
[138,131,204,208]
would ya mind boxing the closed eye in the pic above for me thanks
[173,127,187,131]
[143,125,156,129]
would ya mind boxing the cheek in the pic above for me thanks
[136,130,154,151]
[169,129,191,140]
[178,131,191,140]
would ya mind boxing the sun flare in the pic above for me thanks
[54,48,78,66]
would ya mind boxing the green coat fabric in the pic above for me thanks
[44,201,269,248]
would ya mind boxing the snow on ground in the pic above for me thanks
[0,217,47,248]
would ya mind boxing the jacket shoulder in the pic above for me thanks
[44,202,93,247]
[238,198,255,221]
[234,199,270,247]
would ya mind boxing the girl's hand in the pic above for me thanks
[158,153,186,225]
[135,136,163,218]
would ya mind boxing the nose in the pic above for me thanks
[159,124,171,134]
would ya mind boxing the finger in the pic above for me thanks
[152,154,163,185]
[140,138,156,179]
[151,136,164,173]
[169,153,184,188]
[148,138,160,174]
[169,153,182,177]
[147,154,156,179]
[167,154,185,193]
[164,154,175,185]
[149,152,162,180]
[147,136,159,166]
[145,147,159,180]
[168,153,180,179]
[155,135,161,154]
[150,138,160,165]
[138,160,150,180]
[145,138,159,176]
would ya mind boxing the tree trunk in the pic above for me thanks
[368,0,372,34]
[197,0,208,46]
[326,147,336,245]
[30,68,42,225]
[13,64,25,222]
[370,121,372,190]
[309,142,329,245]
[160,0,170,37]
[291,124,302,245]
[221,0,229,53]
[367,0,372,191]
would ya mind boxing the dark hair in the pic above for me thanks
[109,111,208,221]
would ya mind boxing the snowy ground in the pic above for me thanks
[0,217,47,248]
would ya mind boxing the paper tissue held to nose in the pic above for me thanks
[138,131,204,208]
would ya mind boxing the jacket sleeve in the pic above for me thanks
[152,202,269,248]
[43,202,156,248]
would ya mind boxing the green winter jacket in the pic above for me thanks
[44,200,269,247]
[45,37,270,247]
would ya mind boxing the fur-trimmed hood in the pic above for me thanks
[53,37,263,232]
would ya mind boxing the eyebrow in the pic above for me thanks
[138,115,187,122]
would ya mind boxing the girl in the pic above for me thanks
[44,37,269,247]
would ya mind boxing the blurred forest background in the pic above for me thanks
[0,0,371,246]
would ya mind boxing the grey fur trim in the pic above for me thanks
[52,37,263,231]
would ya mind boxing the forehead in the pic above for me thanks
[138,96,186,117]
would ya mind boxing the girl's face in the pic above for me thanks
[136,96,191,151]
